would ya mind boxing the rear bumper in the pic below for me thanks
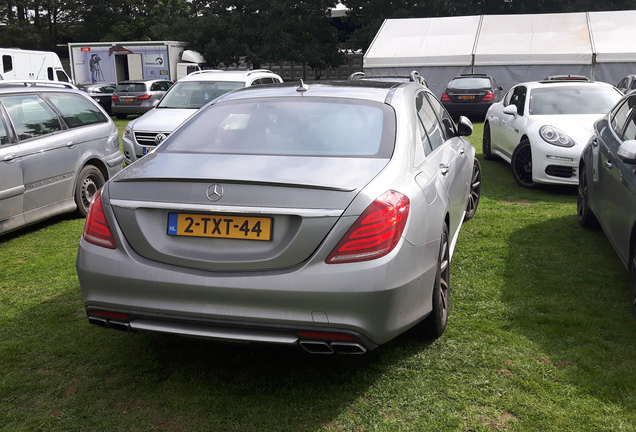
[76,225,440,349]
[111,104,154,115]
[442,101,493,117]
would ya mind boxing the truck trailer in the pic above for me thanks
[68,41,205,85]
[0,48,72,82]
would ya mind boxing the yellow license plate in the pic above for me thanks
[167,213,272,241]
[122,97,135,102]
[458,95,475,100]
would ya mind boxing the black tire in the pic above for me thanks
[577,166,599,229]
[115,113,127,120]
[511,139,536,189]
[631,253,636,318]
[482,122,495,160]
[464,158,482,221]
[416,223,450,338]
[74,165,105,217]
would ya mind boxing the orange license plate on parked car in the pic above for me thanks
[121,97,135,102]
[458,95,475,100]
[167,213,272,241]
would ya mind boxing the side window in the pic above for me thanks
[618,78,627,89]
[415,92,433,156]
[617,97,636,140]
[0,117,9,145]
[425,93,456,139]
[163,82,173,91]
[417,92,445,151]
[47,67,54,81]
[251,79,264,86]
[3,55,13,73]
[611,99,633,137]
[630,80,636,90]
[44,93,107,128]
[503,88,514,106]
[1,94,62,140]
[262,77,277,84]
[150,82,161,91]
[56,70,70,83]
[510,86,527,115]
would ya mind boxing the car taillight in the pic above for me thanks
[111,95,118,101]
[83,189,116,249]
[326,190,410,264]
[441,92,450,101]
[482,91,494,102]
[137,94,152,101]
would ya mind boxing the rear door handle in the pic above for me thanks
[459,148,465,155]
[439,163,450,175]
[3,154,17,162]
[66,141,76,149]
[605,160,613,170]
[591,138,598,148]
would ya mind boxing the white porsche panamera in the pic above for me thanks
[483,78,622,188]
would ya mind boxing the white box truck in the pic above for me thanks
[0,48,72,82]
[68,41,205,84]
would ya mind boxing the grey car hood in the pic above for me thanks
[130,108,198,132]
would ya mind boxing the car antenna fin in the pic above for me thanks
[297,80,309,93]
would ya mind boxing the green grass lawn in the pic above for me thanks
[1,123,636,431]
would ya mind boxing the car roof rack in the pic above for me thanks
[244,69,275,76]
[459,73,488,77]
[543,75,590,82]
[0,80,77,89]
[348,71,365,80]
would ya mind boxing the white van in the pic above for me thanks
[0,48,72,82]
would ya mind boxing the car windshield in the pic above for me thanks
[158,81,245,109]
[530,86,621,115]
[115,83,146,92]
[162,98,394,157]
[448,78,491,89]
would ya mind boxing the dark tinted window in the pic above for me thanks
[415,92,433,156]
[417,94,445,150]
[2,55,12,73]
[0,117,9,145]
[511,86,527,116]
[611,99,633,137]
[45,93,108,128]
[251,79,264,86]
[448,77,491,89]
[425,93,456,139]
[47,67,54,80]
[56,70,70,82]
[530,86,621,115]
[115,83,147,92]
[1,94,62,140]
[164,98,395,158]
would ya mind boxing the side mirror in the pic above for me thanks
[618,140,636,164]
[457,116,473,137]
[503,105,518,116]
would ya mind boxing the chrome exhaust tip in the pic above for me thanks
[88,316,108,328]
[108,320,131,333]
[331,342,367,355]
[299,341,334,354]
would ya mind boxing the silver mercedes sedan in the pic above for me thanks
[76,80,481,354]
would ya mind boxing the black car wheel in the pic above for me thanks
[577,166,599,228]
[483,122,495,160]
[415,223,450,338]
[74,165,105,217]
[511,139,536,189]
[464,158,482,221]
[116,113,127,120]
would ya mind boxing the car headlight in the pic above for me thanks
[123,125,132,140]
[539,126,575,147]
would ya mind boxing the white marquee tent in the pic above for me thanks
[363,10,636,96]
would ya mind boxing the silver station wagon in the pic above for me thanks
[0,81,123,235]
[77,80,481,354]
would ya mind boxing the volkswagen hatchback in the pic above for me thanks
[77,80,481,354]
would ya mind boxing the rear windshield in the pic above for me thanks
[115,83,147,92]
[530,86,621,115]
[448,78,491,89]
[162,98,395,158]
[158,81,244,109]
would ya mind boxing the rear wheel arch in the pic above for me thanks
[73,159,108,217]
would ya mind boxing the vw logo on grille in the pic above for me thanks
[206,184,224,202]
[154,133,167,145]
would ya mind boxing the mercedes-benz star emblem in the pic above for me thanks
[206,184,224,202]
[154,133,167,145]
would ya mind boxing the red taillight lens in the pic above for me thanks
[441,92,450,101]
[482,91,494,102]
[83,189,116,249]
[137,94,152,101]
[326,190,410,264]
[111,95,118,101]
